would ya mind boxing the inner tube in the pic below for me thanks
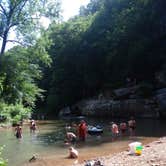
[88,126,103,135]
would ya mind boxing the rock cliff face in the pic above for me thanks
[75,99,159,118]
[59,87,166,119]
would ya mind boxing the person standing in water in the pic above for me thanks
[65,132,77,145]
[128,116,136,136]
[111,122,119,140]
[78,120,87,141]
[30,120,37,133]
[15,124,22,139]
[120,122,127,136]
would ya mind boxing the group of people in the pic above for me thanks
[66,117,136,158]
[14,119,37,139]
[65,120,87,158]
[111,117,136,140]
[65,120,87,144]
[14,117,136,159]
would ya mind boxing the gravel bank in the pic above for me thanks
[75,137,166,166]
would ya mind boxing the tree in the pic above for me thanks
[0,30,52,123]
[44,0,166,116]
[0,0,62,56]
[79,0,104,16]
[0,31,52,105]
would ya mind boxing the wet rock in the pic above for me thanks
[29,155,37,162]
[155,88,166,118]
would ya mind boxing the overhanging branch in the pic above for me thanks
[6,39,25,46]
[0,3,7,16]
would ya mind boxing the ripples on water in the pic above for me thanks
[0,118,166,166]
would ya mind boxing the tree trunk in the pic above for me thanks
[0,30,8,56]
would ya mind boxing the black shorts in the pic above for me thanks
[71,137,76,144]
[129,126,136,130]
[121,129,126,133]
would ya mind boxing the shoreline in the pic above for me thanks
[23,136,164,166]
[75,137,166,166]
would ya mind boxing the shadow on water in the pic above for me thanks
[37,117,166,148]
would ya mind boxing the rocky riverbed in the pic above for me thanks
[75,137,166,166]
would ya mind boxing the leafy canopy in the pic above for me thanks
[0,0,62,55]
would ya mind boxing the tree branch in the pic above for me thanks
[0,3,7,16]
[6,39,25,46]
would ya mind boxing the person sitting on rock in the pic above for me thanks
[68,146,78,158]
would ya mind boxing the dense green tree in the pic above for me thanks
[0,0,61,122]
[44,0,166,115]
[45,16,94,114]
[0,0,61,56]
[0,30,52,122]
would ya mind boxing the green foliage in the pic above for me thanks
[0,102,31,125]
[0,23,52,120]
[0,44,50,106]
[0,146,7,166]
[43,0,166,115]
[1,0,166,117]
[0,0,62,55]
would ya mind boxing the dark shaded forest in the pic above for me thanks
[0,0,166,122]
[43,0,166,116]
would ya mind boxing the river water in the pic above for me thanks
[0,118,166,166]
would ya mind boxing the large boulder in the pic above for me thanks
[59,106,71,117]
[113,86,139,99]
[155,88,166,118]
[76,98,159,118]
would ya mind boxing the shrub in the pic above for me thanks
[0,146,7,166]
[0,102,31,125]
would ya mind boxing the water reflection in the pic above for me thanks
[0,118,165,166]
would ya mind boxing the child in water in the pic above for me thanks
[68,146,78,158]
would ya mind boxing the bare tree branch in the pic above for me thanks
[16,0,28,16]
[6,39,25,46]
[0,3,7,16]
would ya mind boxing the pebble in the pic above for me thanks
[74,137,166,166]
